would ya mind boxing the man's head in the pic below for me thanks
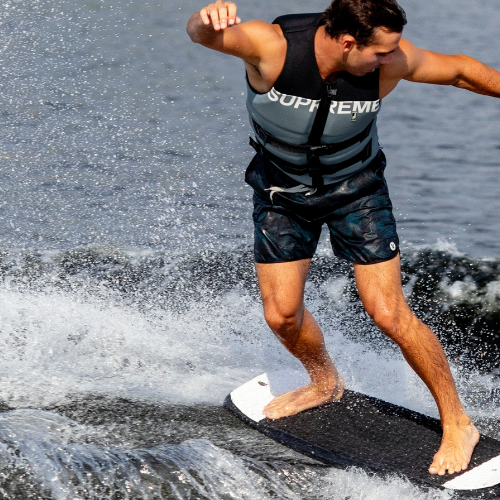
[322,0,407,48]
[321,0,406,76]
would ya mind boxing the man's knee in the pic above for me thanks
[365,298,414,342]
[263,303,303,337]
[370,306,399,337]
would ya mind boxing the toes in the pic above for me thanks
[447,460,468,475]
[429,458,442,475]
[263,406,280,419]
[431,458,468,476]
[429,455,454,476]
[429,450,446,475]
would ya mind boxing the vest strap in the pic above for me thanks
[250,136,373,180]
[252,118,373,158]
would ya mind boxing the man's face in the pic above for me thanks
[344,27,402,76]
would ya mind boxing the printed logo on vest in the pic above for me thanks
[267,88,380,115]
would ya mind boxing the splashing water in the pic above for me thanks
[1,0,500,498]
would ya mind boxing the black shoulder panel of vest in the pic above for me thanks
[272,12,324,32]
[270,13,379,102]
[272,13,324,100]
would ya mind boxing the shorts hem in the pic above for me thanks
[342,250,400,266]
[254,256,314,264]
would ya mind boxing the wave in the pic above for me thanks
[0,406,455,500]
[0,245,498,413]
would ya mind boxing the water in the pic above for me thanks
[0,0,499,498]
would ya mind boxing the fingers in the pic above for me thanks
[199,1,240,31]
[217,2,227,29]
[200,7,211,25]
[226,2,241,26]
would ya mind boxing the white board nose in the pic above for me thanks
[230,371,310,422]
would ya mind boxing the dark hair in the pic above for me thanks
[322,0,407,47]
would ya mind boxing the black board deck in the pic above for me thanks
[224,372,500,496]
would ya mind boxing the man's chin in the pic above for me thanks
[346,67,377,77]
[349,68,376,76]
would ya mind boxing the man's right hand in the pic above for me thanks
[199,1,241,31]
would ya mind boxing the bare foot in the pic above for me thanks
[429,415,480,475]
[263,376,344,419]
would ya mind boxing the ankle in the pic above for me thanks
[442,412,472,431]
[310,373,337,393]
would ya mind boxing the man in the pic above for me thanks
[186,0,500,476]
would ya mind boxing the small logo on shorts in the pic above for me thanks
[390,242,397,251]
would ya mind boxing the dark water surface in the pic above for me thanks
[0,0,499,498]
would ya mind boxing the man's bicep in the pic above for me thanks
[199,20,277,66]
[403,42,462,86]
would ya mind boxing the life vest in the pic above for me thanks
[246,12,381,187]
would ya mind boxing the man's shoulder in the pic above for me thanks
[380,38,416,81]
[237,20,285,42]
[379,39,418,98]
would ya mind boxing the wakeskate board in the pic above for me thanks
[224,371,500,496]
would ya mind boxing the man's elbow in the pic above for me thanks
[451,54,477,87]
[186,14,203,44]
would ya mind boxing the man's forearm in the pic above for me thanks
[454,55,500,98]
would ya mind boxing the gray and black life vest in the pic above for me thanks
[246,12,381,187]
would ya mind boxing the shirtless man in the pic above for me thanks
[186,0,500,476]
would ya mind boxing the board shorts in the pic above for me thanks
[245,149,399,265]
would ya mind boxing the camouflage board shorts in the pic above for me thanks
[245,149,399,265]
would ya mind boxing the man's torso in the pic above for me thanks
[246,13,381,185]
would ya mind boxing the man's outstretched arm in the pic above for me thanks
[186,1,282,68]
[383,38,500,98]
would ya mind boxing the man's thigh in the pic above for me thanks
[353,254,406,314]
[256,259,311,317]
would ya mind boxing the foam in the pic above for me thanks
[0,409,454,500]
[0,276,495,417]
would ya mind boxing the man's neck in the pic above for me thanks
[314,26,345,81]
